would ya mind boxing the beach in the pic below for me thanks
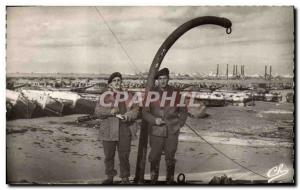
[6,101,294,184]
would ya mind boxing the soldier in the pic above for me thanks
[143,68,188,184]
[94,72,139,184]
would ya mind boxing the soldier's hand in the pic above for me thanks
[110,107,119,114]
[155,118,164,125]
[123,114,129,121]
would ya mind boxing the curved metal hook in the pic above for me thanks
[145,16,233,89]
[226,27,232,34]
[177,173,186,184]
[135,16,233,183]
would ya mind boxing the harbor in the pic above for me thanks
[6,73,294,184]
[7,100,294,184]
[6,71,294,120]
[5,6,295,185]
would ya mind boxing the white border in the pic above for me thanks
[1,1,298,190]
[0,0,298,6]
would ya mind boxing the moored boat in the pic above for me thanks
[183,91,226,107]
[21,90,64,117]
[6,89,37,120]
[264,92,282,102]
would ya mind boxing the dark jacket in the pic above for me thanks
[142,85,188,137]
[94,89,140,141]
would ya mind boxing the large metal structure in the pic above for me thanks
[134,16,232,183]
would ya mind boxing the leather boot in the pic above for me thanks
[166,164,175,184]
[102,176,114,184]
[150,162,159,184]
[120,177,130,184]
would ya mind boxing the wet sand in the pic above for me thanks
[6,101,294,184]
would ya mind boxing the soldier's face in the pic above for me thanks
[157,75,169,89]
[110,77,122,90]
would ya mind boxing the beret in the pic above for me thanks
[107,72,122,84]
[155,68,169,79]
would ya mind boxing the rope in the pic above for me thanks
[93,7,146,82]
[184,122,268,179]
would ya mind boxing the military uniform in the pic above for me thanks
[94,90,139,181]
[142,85,188,183]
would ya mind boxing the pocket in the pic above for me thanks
[98,124,110,140]
[151,125,167,137]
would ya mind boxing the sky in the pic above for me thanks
[6,6,294,76]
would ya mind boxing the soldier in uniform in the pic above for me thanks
[94,72,139,184]
[143,68,188,184]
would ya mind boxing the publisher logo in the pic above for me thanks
[267,163,289,183]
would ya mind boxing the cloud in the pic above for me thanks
[21,36,109,48]
[6,6,294,75]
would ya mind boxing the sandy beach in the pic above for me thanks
[6,101,294,184]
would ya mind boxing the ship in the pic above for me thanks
[6,89,36,120]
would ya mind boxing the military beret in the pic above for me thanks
[107,72,122,84]
[155,68,169,79]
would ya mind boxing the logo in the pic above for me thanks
[267,163,289,183]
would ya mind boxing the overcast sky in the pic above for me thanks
[6,6,294,76]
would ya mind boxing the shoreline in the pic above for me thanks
[6,101,294,184]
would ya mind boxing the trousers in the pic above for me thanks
[103,125,131,178]
[148,131,179,166]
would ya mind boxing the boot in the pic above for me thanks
[102,176,114,184]
[150,162,159,184]
[120,177,130,184]
[166,164,175,184]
